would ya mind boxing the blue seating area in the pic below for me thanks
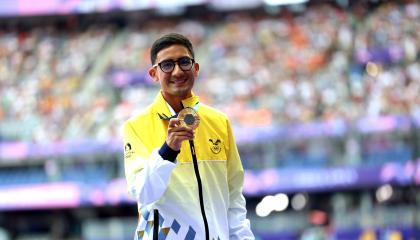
[0,164,113,187]
[61,164,111,184]
[0,168,48,187]
[363,145,412,166]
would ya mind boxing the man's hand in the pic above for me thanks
[166,118,195,151]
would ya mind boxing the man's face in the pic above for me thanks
[149,44,199,101]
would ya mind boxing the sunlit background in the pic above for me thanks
[0,0,419,239]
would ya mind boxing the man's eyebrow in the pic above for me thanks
[159,56,190,62]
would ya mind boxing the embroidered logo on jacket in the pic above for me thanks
[209,139,222,154]
[124,143,134,159]
[125,143,132,151]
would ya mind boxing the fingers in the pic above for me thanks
[168,118,181,128]
[166,133,194,151]
[168,127,195,140]
[170,132,194,143]
[168,125,194,136]
[166,118,195,151]
[168,118,194,134]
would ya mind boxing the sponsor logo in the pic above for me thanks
[125,143,132,151]
[124,143,134,158]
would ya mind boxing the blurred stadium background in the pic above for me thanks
[0,0,419,239]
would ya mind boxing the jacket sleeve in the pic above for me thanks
[226,119,255,240]
[123,121,176,205]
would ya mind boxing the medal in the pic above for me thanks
[178,107,200,129]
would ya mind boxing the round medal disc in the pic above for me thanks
[178,107,200,129]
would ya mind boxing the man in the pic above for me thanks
[123,33,254,240]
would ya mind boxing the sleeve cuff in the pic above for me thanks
[158,142,180,162]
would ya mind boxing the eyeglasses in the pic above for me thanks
[153,57,195,73]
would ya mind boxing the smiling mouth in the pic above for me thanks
[172,79,188,85]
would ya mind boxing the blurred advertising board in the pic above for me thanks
[0,160,417,210]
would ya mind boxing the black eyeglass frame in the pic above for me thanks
[153,57,195,73]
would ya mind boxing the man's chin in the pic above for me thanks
[169,88,192,99]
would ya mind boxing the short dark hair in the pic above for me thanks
[150,33,195,65]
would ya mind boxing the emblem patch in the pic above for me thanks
[209,139,222,154]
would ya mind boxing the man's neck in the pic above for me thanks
[162,93,191,113]
[167,100,183,113]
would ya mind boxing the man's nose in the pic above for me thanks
[172,63,183,76]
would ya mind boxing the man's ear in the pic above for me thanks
[148,67,158,82]
[193,62,200,77]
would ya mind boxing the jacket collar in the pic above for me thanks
[153,91,200,120]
